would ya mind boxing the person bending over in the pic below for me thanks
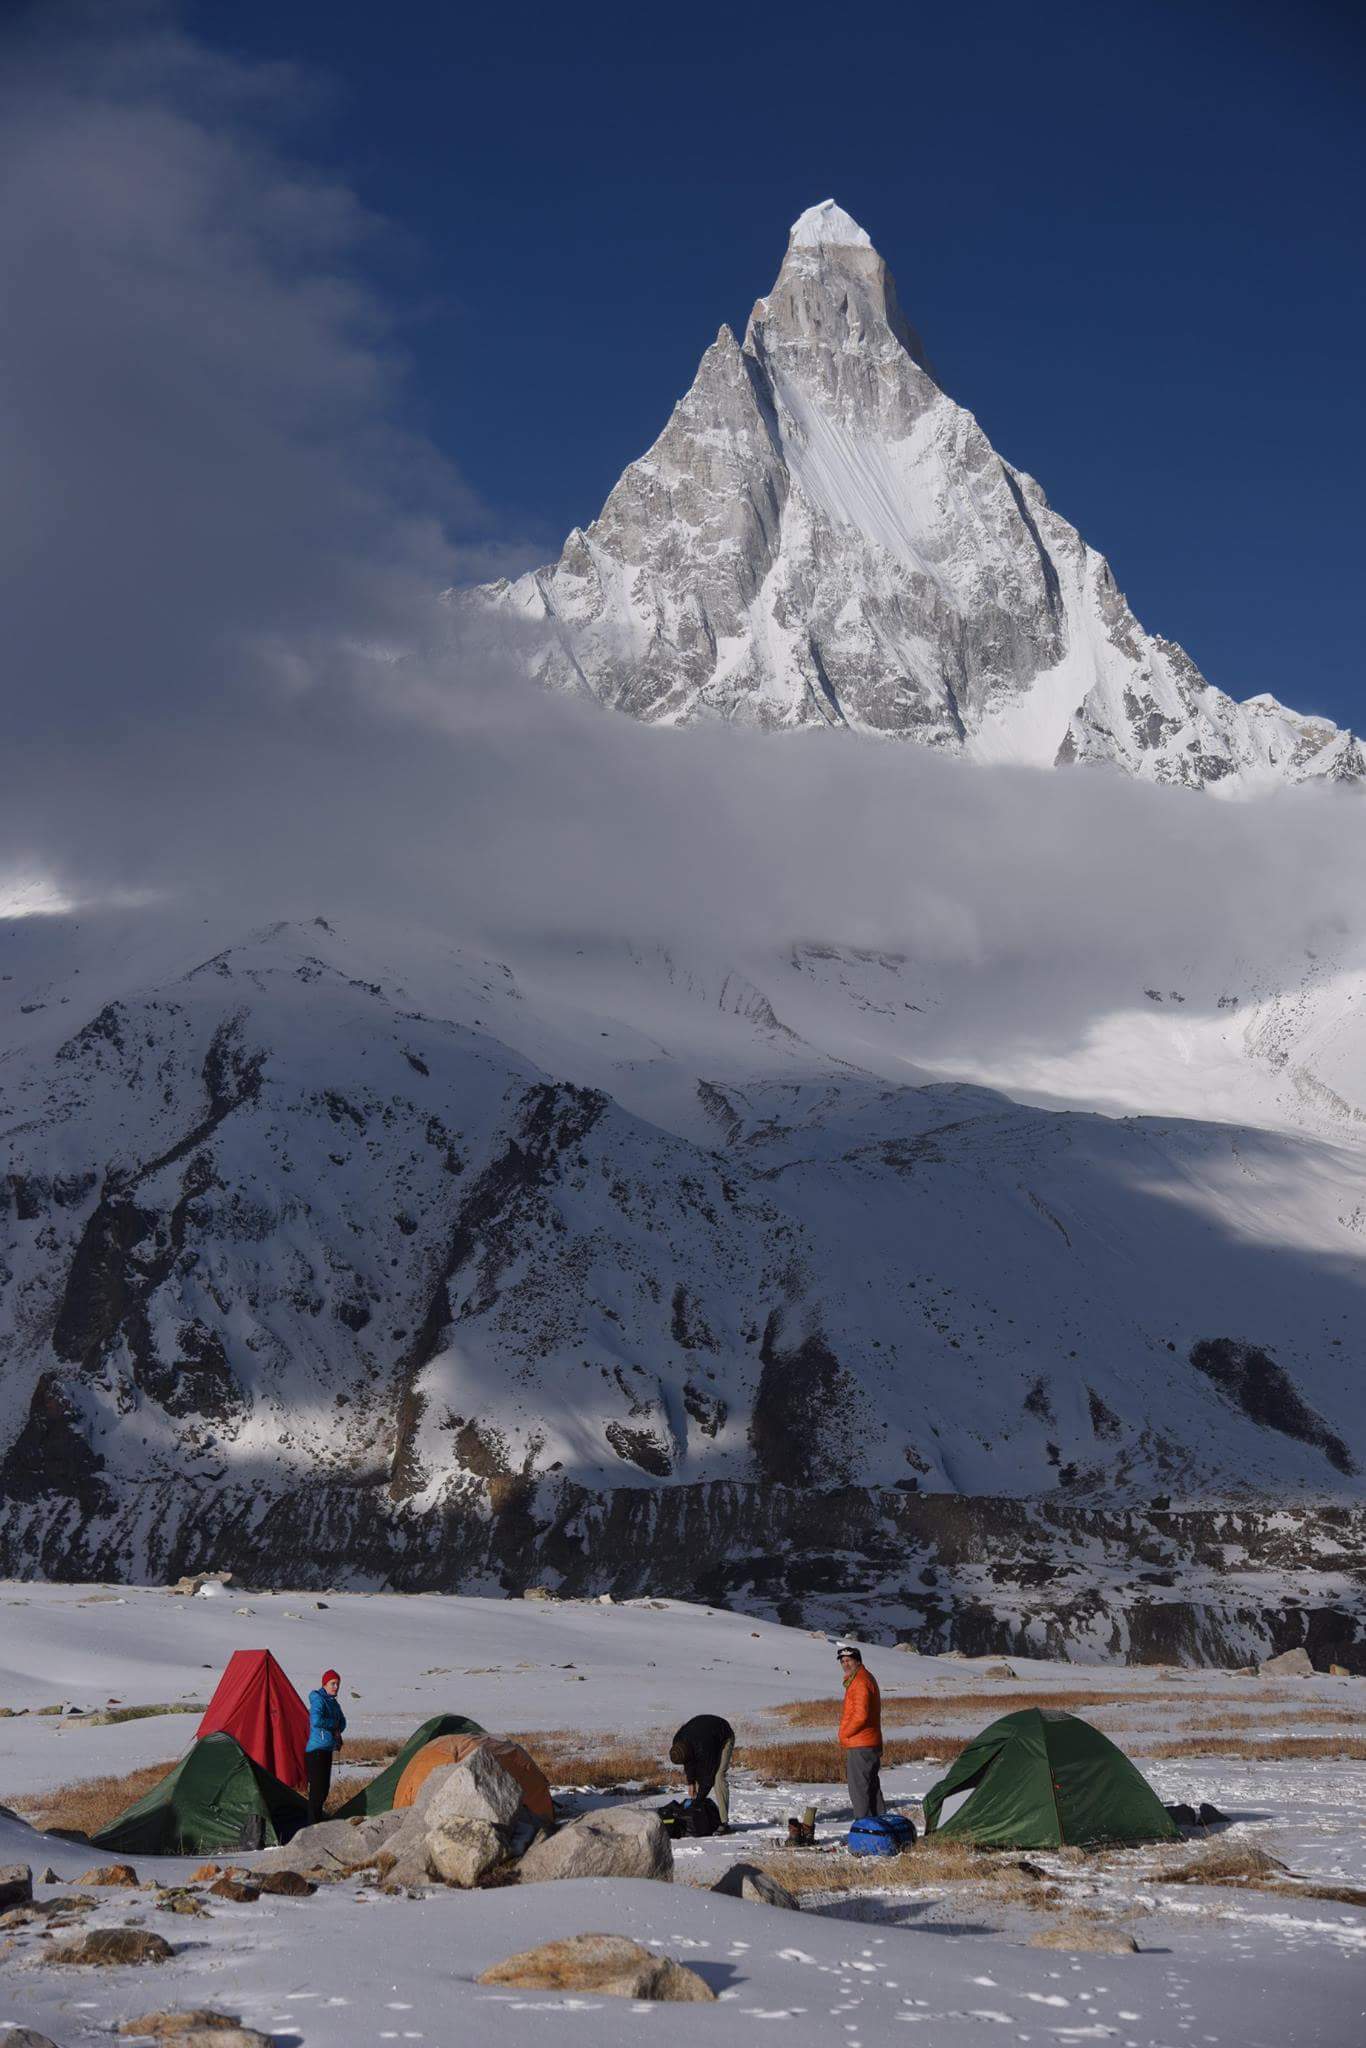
[305,1668,346,1823]
[836,1643,885,1819]
[669,1712,736,1830]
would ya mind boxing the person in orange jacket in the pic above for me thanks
[836,1642,886,1819]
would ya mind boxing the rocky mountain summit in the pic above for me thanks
[475,200,1362,791]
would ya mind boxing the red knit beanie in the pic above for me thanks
[321,1669,340,1686]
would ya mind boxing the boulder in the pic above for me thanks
[1260,1646,1315,1677]
[426,1820,508,1888]
[709,1862,800,1910]
[478,1932,713,2001]
[49,1927,175,1966]
[518,1805,672,1885]
[75,1862,140,1888]
[419,1748,525,1831]
[1029,1921,1139,1954]
[1,2031,62,2048]
[119,2014,271,2048]
[255,1809,402,1878]
[0,1863,33,1908]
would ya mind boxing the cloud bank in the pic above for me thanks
[3,2,1364,1065]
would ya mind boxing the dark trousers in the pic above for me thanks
[306,1747,333,1824]
[845,1745,886,1820]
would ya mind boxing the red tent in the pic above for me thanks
[196,1650,309,1792]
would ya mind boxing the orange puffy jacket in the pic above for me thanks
[838,1666,882,1748]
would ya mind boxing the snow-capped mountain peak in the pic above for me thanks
[788,197,873,248]
[473,203,1360,790]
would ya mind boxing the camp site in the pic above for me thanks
[2,1585,1365,2046]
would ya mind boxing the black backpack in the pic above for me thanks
[658,1795,720,1839]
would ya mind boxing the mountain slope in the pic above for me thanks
[4,918,1365,1561]
[473,199,1362,791]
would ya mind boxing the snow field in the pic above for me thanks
[2,1587,1365,2045]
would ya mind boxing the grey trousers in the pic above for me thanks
[844,1745,886,1820]
[712,1736,733,1826]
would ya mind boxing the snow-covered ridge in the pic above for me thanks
[471,202,1361,792]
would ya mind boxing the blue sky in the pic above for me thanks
[172,1,1364,725]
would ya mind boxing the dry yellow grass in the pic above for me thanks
[339,1736,402,1765]
[1145,1733,1366,1761]
[745,1736,959,1783]
[769,1688,1144,1730]
[759,1837,1072,1907]
[12,1760,177,1838]
[507,1729,668,1791]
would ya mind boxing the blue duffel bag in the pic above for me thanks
[847,1813,918,1856]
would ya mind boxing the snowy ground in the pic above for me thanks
[2,1584,1364,2044]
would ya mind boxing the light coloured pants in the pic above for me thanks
[710,1736,734,1827]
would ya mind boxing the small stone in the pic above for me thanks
[40,1867,58,1884]
[207,1877,260,1903]
[49,1926,175,1965]
[0,2029,62,2048]
[190,1862,220,1882]
[0,1863,34,1908]
[157,1893,210,1917]
[478,1932,713,2001]
[1330,1663,1356,1677]
[710,1862,800,1910]
[75,1862,140,1888]
[257,1869,315,1896]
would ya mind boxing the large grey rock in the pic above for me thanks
[478,1932,713,2001]
[256,1810,402,1878]
[2,2032,62,2048]
[1260,1646,1315,1676]
[710,1862,800,1911]
[0,1862,33,1907]
[426,1819,507,1888]
[419,1748,524,1831]
[518,1805,672,1885]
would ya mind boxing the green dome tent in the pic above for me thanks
[91,1731,308,1857]
[333,1712,484,1819]
[922,1708,1178,1849]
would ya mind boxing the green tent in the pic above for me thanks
[91,1732,308,1857]
[922,1708,1178,1849]
[333,1712,484,1819]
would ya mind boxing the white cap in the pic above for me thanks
[835,1641,860,1656]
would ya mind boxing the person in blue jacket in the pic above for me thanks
[305,1668,346,1822]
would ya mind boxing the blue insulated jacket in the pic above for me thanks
[306,1687,347,1753]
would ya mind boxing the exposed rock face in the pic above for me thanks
[425,1819,508,1888]
[473,200,1361,792]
